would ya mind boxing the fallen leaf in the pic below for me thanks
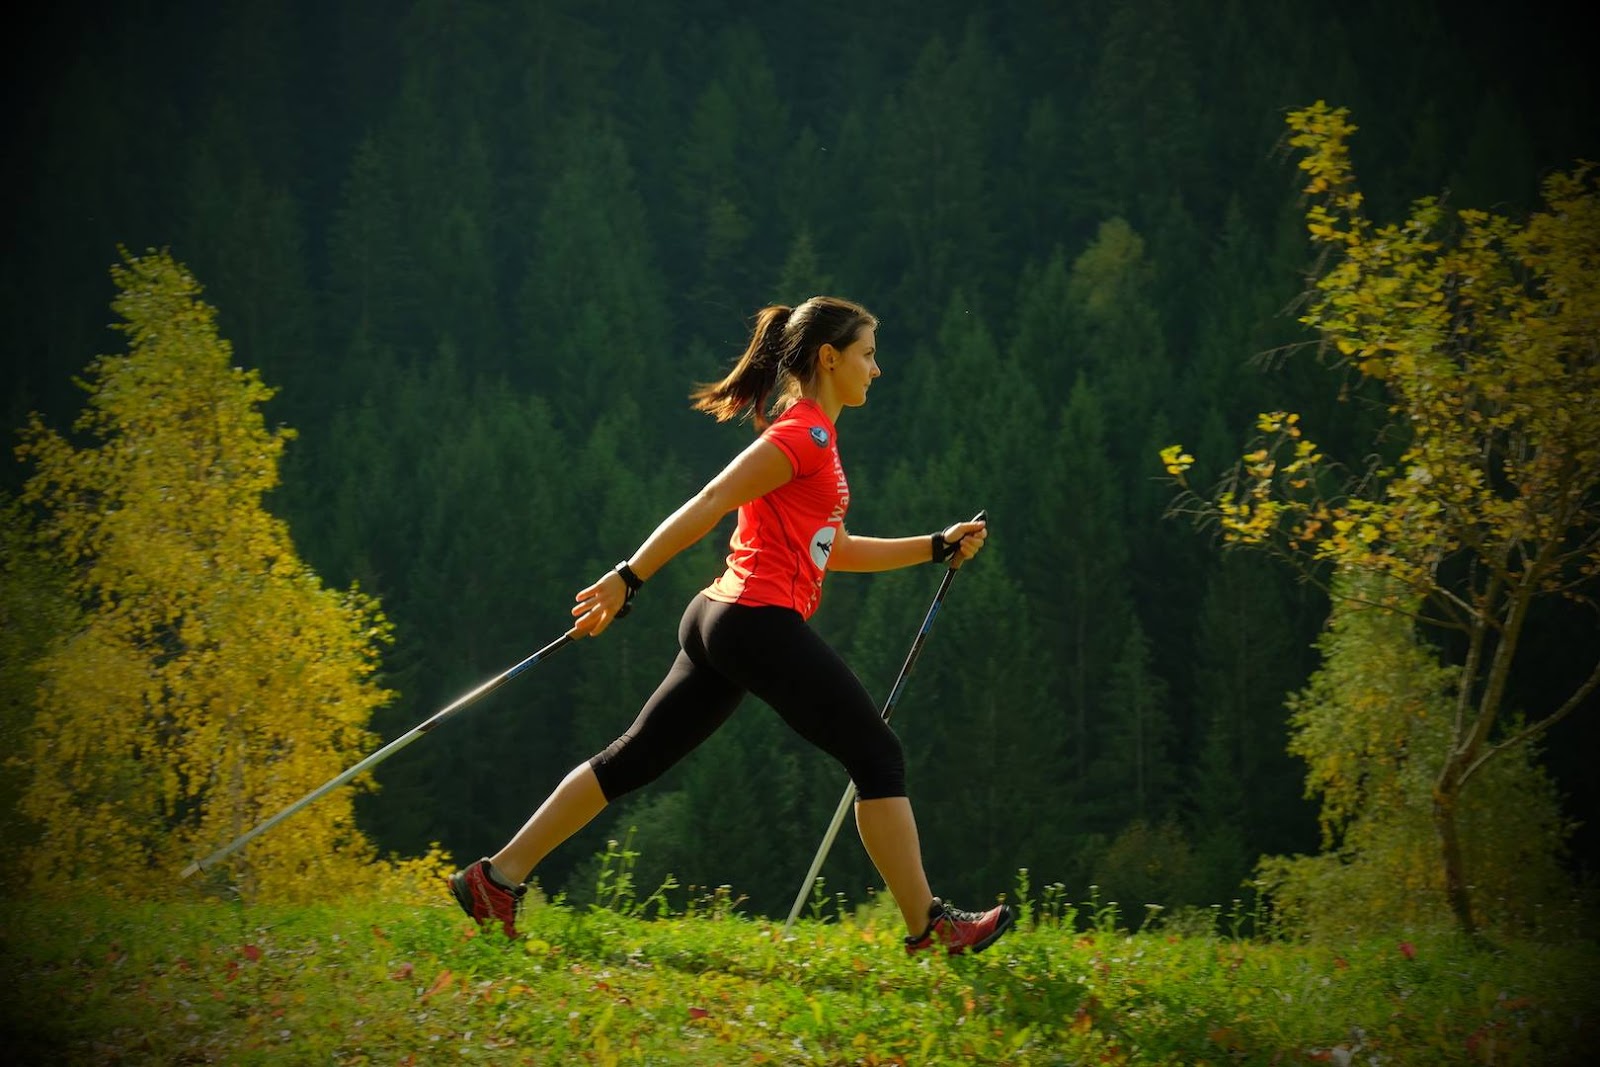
[1207,1026,1239,1048]
[421,969,454,999]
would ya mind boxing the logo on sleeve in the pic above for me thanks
[810,525,837,569]
[809,426,830,448]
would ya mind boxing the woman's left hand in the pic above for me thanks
[940,518,987,566]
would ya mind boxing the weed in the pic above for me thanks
[3,854,1596,1065]
[806,875,831,922]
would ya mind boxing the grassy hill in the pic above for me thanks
[2,883,1594,1065]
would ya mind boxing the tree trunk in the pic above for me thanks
[1432,570,1534,938]
[1431,765,1476,937]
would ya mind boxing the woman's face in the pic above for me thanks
[828,325,880,408]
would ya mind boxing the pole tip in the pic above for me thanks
[179,861,201,880]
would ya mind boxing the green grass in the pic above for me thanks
[1,888,1595,1066]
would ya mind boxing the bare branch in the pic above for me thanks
[1461,647,1600,787]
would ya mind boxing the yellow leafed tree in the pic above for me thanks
[15,248,439,903]
[1259,571,1573,939]
[1164,104,1600,936]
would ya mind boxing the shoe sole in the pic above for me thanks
[447,871,476,920]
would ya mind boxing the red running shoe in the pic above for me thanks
[904,896,1015,956]
[448,858,525,939]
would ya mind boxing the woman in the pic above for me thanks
[449,296,1014,955]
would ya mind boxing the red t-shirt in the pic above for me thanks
[704,398,849,619]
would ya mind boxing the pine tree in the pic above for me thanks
[516,121,672,416]
[1190,554,1313,856]
[177,152,316,419]
[1044,378,1133,786]
[1064,217,1168,479]
[325,136,413,366]
[1092,620,1177,827]
[1187,708,1252,904]
[1074,0,1207,227]
[866,23,1004,318]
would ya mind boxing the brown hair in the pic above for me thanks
[690,296,877,429]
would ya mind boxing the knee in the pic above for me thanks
[589,739,662,803]
[850,729,907,801]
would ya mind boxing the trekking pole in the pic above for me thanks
[780,510,985,937]
[180,631,576,879]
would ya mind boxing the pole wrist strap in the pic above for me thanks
[614,561,643,618]
[931,531,960,564]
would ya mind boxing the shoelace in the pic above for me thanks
[907,900,991,948]
[937,902,990,928]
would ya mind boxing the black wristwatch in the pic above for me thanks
[613,561,643,617]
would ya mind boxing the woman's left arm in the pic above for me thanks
[830,518,987,572]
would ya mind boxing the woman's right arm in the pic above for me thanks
[569,437,793,638]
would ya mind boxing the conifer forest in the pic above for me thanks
[3,0,1596,932]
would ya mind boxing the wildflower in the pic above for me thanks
[1398,941,1416,960]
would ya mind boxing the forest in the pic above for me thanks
[2,0,1596,929]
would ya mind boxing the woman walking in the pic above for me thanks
[449,296,1014,955]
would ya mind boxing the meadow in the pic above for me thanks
[3,869,1594,1066]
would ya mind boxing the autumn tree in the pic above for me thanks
[0,494,76,891]
[15,249,435,903]
[1164,103,1600,935]
[1261,571,1573,939]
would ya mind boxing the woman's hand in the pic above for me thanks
[569,570,629,639]
[939,518,987,566]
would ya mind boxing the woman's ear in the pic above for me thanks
[818,342,838,371]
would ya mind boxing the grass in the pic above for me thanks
[1,876,1596,1066]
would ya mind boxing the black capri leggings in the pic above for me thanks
[589,594,907,802]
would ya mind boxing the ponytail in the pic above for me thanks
[690,296,878,430]
[689,304,793,429]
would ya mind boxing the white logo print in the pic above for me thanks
[810,525,837,570]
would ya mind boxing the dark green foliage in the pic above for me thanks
[5,0,1595,918]
[1190,556,1318,859]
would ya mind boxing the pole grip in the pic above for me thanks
[946,509,987,570]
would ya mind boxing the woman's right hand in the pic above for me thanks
[569,570,629,639]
